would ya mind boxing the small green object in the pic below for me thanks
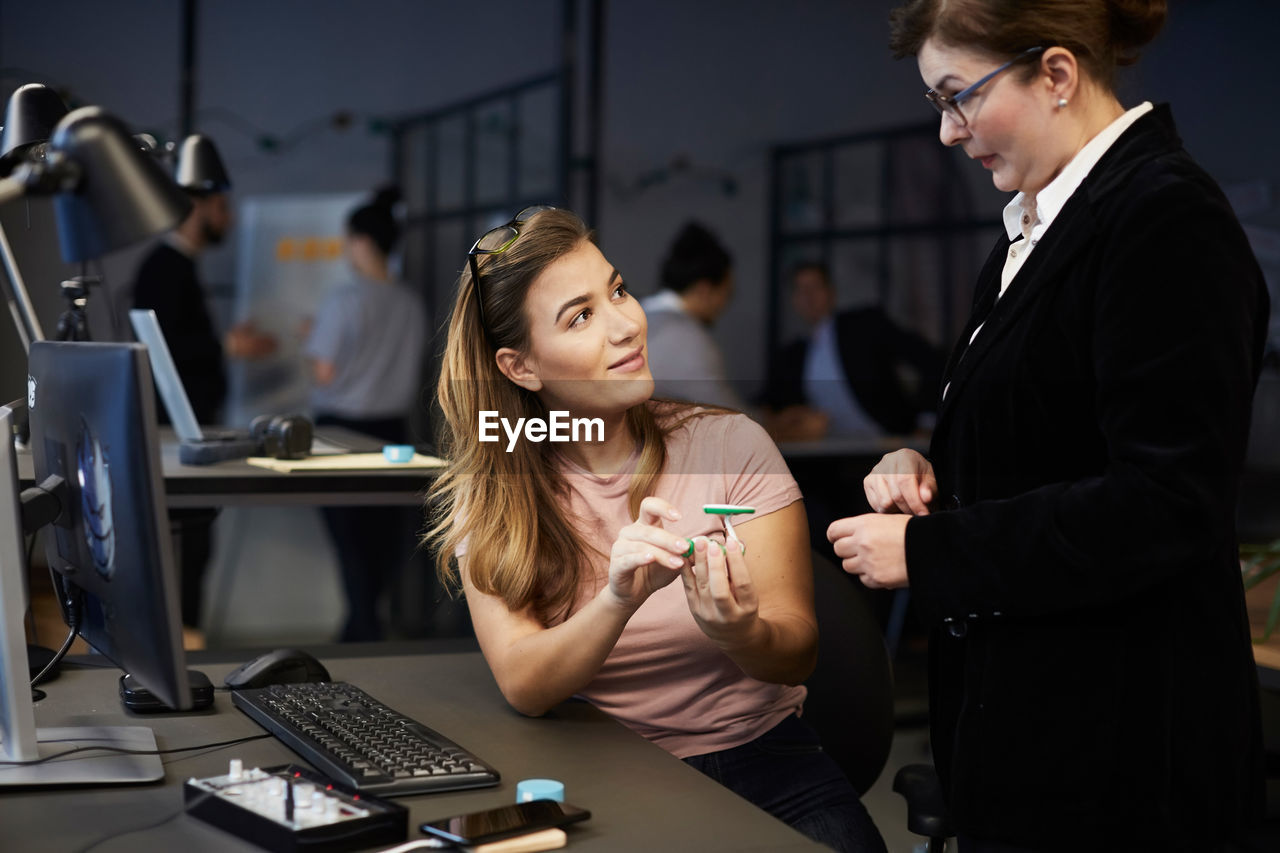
[679,536,726,559]
[702,504,755,516]
[704,505,754,550]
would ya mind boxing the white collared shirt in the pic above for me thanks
[996,101,1154,299]
[642,288,685,316]
[945,101,1154,400]
[639,288,748,411]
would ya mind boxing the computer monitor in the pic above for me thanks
[0,340,192,786]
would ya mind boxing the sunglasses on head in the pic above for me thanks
[467,205,557,334]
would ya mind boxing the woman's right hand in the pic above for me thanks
[605,496,691,610]
[864,449,937,516]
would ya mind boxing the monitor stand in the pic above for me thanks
[27,643,57,679]
[0,726,163,786]
[1,406,162,786]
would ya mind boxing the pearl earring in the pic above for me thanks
[1057,98,1069,109]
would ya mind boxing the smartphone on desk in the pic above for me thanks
[420,801,590,845]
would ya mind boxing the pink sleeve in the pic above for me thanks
[715,414,803,518]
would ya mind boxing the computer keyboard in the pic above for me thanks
[231,682,500,796]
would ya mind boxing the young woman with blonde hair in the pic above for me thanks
[426,207,885,852]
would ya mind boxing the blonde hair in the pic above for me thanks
[424,208,706,625]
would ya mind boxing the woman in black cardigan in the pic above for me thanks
[829,1,1270,849]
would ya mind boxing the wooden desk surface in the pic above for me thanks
[16,426,440,508]
[2,648,823,852]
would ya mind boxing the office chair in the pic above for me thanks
[802,550,895,796]
[893,763,952,852]
[805,550,955,850]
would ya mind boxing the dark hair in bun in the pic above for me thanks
[889,0,1167,90]
[660,222,732,293]
[1107,0,1168,60]
[348,185,403,256]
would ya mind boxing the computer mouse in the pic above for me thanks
[223,648,331,690]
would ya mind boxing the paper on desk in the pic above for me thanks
[245,452,446,472]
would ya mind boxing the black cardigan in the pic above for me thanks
[904,105,1268,848]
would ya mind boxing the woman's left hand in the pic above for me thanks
[826,513,911,589]
[681,535,760,649]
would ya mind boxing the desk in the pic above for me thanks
[18,426,446,642]
[16,427,438,509]
[2,646,823,852]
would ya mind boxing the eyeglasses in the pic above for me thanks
[924,46,1045,127]
[467,204,556,335]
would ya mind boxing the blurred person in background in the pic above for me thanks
[132,133,275,634]
[305,186,427,641]
[641,221,746,411]
[762,261,942,442]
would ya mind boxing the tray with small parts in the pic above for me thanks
[184,762,407,852]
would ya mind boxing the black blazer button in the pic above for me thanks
[943,618,968,638]
[946,494,961,510]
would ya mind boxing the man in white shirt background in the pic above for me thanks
[641,221,747,411]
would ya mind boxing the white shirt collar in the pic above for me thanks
[644,288,686,314]
[1003,101,1154,242]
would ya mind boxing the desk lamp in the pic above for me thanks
[0,103,191,341]
[0,83,68,351]
[0,102,189,681]
[173,132,232,193]
[0,109,189,784]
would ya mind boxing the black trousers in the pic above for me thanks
[170,507,219,628]
[683,714,887,853]
[315,414,413,642]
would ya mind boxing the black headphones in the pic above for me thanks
[250,414,313,460]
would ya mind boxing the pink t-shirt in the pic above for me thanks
[554,410,806,758]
